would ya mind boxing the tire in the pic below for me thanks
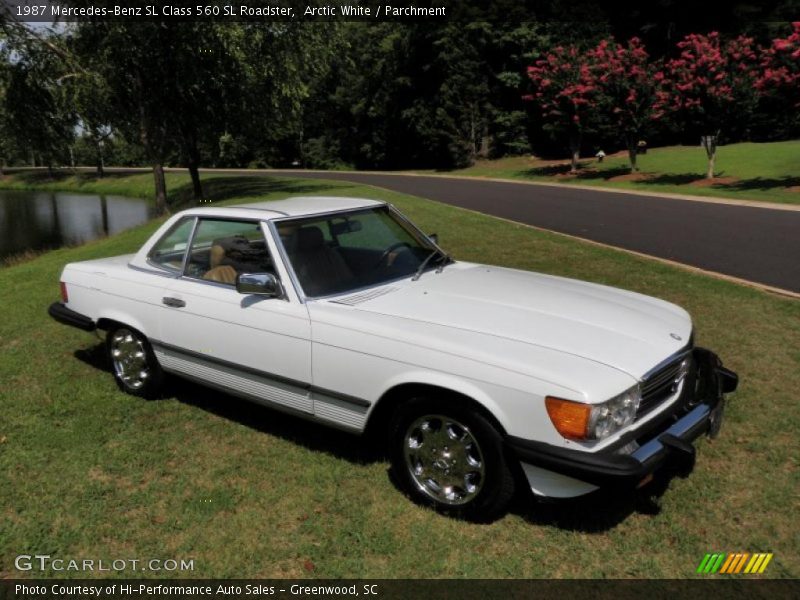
[106,326,164,399]
[389,396,515,521]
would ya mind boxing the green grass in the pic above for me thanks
[0,170,176,201]
[0,170,340,210]
[429,140,800,205]
[1,174,798,579]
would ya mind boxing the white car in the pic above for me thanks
[49,196,738,520]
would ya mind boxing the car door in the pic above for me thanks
[156,217,313,414]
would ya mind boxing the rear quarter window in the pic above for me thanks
[148,218,195,272]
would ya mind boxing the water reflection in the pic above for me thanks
[0,191,153,260]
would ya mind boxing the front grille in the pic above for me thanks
[637,352,690,418]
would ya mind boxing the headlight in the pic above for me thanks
[546,385,641,440]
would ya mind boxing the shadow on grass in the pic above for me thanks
[168,176,355,209]
[517,163,588,177]
[512,166,800,194]
[75,342,682,531]
[574,166,632,180]
[509,464,689,532]
[618,173,800,191]
[74,343,375,467]
[724,175,800,191]
[514,163,632,180]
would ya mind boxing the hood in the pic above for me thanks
[324,264,692,380]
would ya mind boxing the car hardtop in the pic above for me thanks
[179,196,387,222]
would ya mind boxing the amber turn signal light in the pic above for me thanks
[545,396,591,440]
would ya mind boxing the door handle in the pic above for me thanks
[162,297,186,308]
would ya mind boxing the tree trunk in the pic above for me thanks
[153,163,168,216]
[95,139,105,178]
[569,133,581,173]
[702,132,719,180]
[478,121,490,159]
[100,196,109,236]
[625,136,638,172]
[188,161,203,201]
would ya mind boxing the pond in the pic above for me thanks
[0,190,154,262]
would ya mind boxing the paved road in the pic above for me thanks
[250,170,799,294]
[83,166,799,293]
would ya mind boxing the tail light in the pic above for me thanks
[60,281,69,303]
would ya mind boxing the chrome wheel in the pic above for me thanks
[110,328,150,390]
[403,414,485,506]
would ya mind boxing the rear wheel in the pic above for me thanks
[106,326,164,399]
[389,397,515,521]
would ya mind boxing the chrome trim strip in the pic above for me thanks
[128,263,180,278]
[387,203,452,263]
[267,220,307,304]
[150,339,371,408]
[175,275,239,290]
[639,342,693,383]
[180,216,200,276]
[268,203,387,224]
[231,207,289,216]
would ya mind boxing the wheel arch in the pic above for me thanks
[96,312,151,338]
[364,378,509,444]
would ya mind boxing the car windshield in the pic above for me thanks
[276,206,446,297]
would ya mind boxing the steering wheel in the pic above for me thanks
[374,242,413,268]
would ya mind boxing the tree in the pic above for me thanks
[72,23,180,214]
[590,37,660,172]
[0,44,75,173]
[757,22,800,109]
[525,45,600,173]
[224,22,341,169]
[58,58,114,177]
[655,32,760,179]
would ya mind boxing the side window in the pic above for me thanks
[148,218,195,272]
[185,219,275,285]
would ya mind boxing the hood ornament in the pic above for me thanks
[670,333,682,341]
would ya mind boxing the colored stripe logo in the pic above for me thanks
[696,552,773,574]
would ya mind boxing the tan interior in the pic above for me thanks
[203,243,238,284]
[203,264,238,284]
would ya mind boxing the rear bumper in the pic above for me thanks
[508,347,738,491]
[48,302,96,332]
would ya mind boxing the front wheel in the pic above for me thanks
[389,397,515,521]
[106,326,164,399]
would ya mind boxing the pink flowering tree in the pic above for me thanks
[656,32,760,179]
[757,22,800,109]
[590,37,660,172]
[525,45,599,173]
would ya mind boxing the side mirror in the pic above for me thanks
[236,273,284,298]
[428,233,439,245]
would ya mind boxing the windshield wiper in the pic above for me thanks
[412,248,449,281]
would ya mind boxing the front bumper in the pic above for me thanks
[48,302,96,332]
[507,347,738,491]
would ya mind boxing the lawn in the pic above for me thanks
[0,174,798,579]
[433,140,800,206]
